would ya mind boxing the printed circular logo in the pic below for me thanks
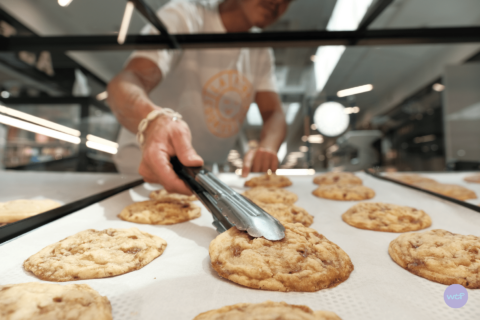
[444,284,468,308]
[202,70,253,138]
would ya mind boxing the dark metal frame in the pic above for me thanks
[365,170,480,213]
[0,96,112,171]
[0,179,144,244]
[0,96,110,113]
[357,0,394,31]
[0,8,107,89]
[129,0,179,49]
[2,26,480,52]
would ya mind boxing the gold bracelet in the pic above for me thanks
[136,108,182,147]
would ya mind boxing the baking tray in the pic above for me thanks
[0,173,479,320]
[366,170,480,213]
[0,179,144,244]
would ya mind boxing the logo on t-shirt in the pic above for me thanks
[202,70,253,138]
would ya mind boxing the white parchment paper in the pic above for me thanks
[387,171,480,207]
[0,173,479,319]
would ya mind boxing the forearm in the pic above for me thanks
[107,71,160,134]
[259,109,287,152]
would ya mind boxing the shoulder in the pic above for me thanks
[158,1,209,33]
[159,1,202,16]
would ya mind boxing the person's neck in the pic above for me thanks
[218,0,253,32]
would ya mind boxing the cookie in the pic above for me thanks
[342,202,432,233]
[256,202,313,227]
[389,229,480,288]
[0,282,112,320]
[149,189,197,202]
[0,199,61,223]
[464,174,480,183]
[209,223,354,292]
[118,200,201,225]
[244,174,292,188]
[194,301,341,320]
[243,187,298,205]
[312,184,375,201]
[385,173,436,185]
[24,228,167,282]
[313,172,362,186]
[412,182,477,201]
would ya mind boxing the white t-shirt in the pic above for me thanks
[114,1,277,173]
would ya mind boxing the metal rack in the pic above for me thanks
[1,0,480,52]
[0,178,144,244]
[1,0,480,241]
[365,169,480,213]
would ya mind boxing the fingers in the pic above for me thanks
[270,154,279,172]
[242,149,257,177]
[138,161,159,183]
[250,149,279,173]
[142,147,193,195]
[171,123,204,167]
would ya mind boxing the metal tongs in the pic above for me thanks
[171,157,285,241]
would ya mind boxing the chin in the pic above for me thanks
[253,16,276,28]
[254,21,269,28]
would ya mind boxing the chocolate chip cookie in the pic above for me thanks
[209,223,354,292]
[342,202,431,232]
[243,187,298,205]
[312,184,375,201]
[119,200,201,225]
[24,228,167,281]
[244,174,292,188]
[389,229,480,288]
[313,172,362,186]
[194,301,341,320]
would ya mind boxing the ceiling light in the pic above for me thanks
[310,124,317,130]
[314,101,350,137]
[314,46,346,93]
[329,145,339,152]
[314,0,374,93]
[0,114,80,144]
[352,106,360,113]
[308,134,324,144]
[0,105,80,136]
[432,83,445,92]
[1,91,10,98]
[310,55,316,62]
[86,134,118,148]
[288,152,304,158]
[301,135,308,142]
[96,91,108,101]
[337,84,373,97]
[86,141,117,154]
[413,134,436,144]
[58,0,73,7]
[118,1,134,45]
[299,146,309,152]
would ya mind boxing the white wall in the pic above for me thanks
[443,62,480,162]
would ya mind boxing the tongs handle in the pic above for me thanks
[170,157,233,233]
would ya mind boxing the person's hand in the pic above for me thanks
[138,115,203,195]
[241,147,278,177]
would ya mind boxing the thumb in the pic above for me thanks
[242,149,256,177]
[171,130,204,167]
